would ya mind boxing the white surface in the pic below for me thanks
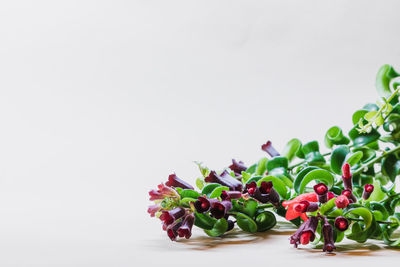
[0,0,400,266]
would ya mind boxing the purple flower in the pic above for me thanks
[166,174,194,189]
[261,141,280,157]
[229,159,247,175]
[148,183,178,201]
[334,216,349,232]
[362,184,374,200]
[205,170,243,191]
[322,218,336,252]
[160,207,186,226]
[177,214,195,239]
[194,196,218,213]
[290,216,319,247]
[167,220,183,241]
[221,190,242,201]
[210,200,232,219]
[314,183,328,203]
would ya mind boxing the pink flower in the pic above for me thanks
[148,183,177,201]
[282,193,318,221]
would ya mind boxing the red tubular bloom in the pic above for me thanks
[160,207,186,226]
[328,192,336,200]
[363,184,374,200]
[229,159,247,175]
[221,190,242,201]
[261,140,280,157]
[342,189,357,203]
[177,214,195,239]
[194,196,217,213]
[289,216,319,247]
[293,200,319,213]
[334,216,349,231]
[322,218,336,252]
[167,220,183,241]
[149,183,177,201]
[166,174,194,190]
[282,193,318,221]
[342,163,353,191]
[210,200,232,219]
[314,183,328,203]
[335,195,349,209]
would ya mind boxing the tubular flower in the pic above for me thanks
[282,193,318,221]
[167,220,184,241]
[335,195,349,209]
[261,140,280,157]
[194,196,217,213]
[210,200,232,219]
[246,181,280,205]
[205,170,243,191]
[149,183,179,201]
[147,204,162,217]
[289,216,319,248]
[160,207,186,226]
[334,216,349,232]
[177,214,195,239]
[322,218,336,252]
[221,190,242,201]
[293,200,319,213]
[314,183,328,203]
[166,174,194,189]
[363,184,374,200]
[229,159,247,175]
[342,163,353,191]
[342,189,357,203]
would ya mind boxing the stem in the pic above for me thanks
[326,216,395,225]
[258,203,274,208]
[352,145,400,175]
[288,152,331,170]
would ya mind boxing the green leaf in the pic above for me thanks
[293,166,318,193]
[255,211,276,232]
[345,207,377,243]
[348,126,380,147]
[180,197,198,206]
[320,197,336,215]
[294,168,335,194]
[330,145,350,174]
[266,157,293,187]
[201,183,221,197]
[209,186,229,198]
[345,151,364,166]
[241,172,252,184]
[257,176,288,199]
[282,138,302,162]
[231,211,258,233]
[255,158,268,176]
[381,154,400,183]
[196,178,204,190]
[204,218,228,237]
[246,164,257,174]
[324,126,350,149]
[179,189,200,199]
[376,64,400,102]
[232,199,259,217]
[352,110,369,125]
[302,141,326,165]
[194,212,216,230]
[369,180,386,202]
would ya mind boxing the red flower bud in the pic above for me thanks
[334,216,349,231]
[221,190,242,200]
[342,163,353,191]
[342,189,357,203]
[363,184,374,200]
[314,183,328,203]
[335,195,349,209]
[261,140,280,157]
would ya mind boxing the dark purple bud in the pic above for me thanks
[261,140,280,157]
[244,181,257,194]
[293,200,319,213]
[221,190,242,200]
[259,181,280,205]
[194,196,217,213]
[167,220,183,241]
[290,216,319,247]
[177,214,195,239]
[250,187,270,203]
[229,159,247,175]
[314,183,328,203]
[227,219,235,231]
[342,189,357,203]
[342,163,353,191]
[205,170,243,191]
[362,184,374,200]
[160,207,185,226]
[210,200,232,219]
[322,218,336,252]
[334,216,349,232]
[166,174,194,189]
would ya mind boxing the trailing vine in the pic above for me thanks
[147,64,400,252]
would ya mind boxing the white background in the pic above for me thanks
[0,0,400,266]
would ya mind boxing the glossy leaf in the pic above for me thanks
[381,154,400,183]
[255,158,268,176]
[294,168,335,194]
[345,207,376,243]
[232,199,258,218]
[348,126,380,147]
[302,141,326,165]
[282,138,302,162]
[324,126,350,148]
[179,189,200,199]
[201,183,222,197]
[194,212,216,230]
[204,218,228,237]
[232,211,258,233]
[209,186,229,198]
[376,64,400,101]
[330,145,350,174]
[255,211,277,232]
